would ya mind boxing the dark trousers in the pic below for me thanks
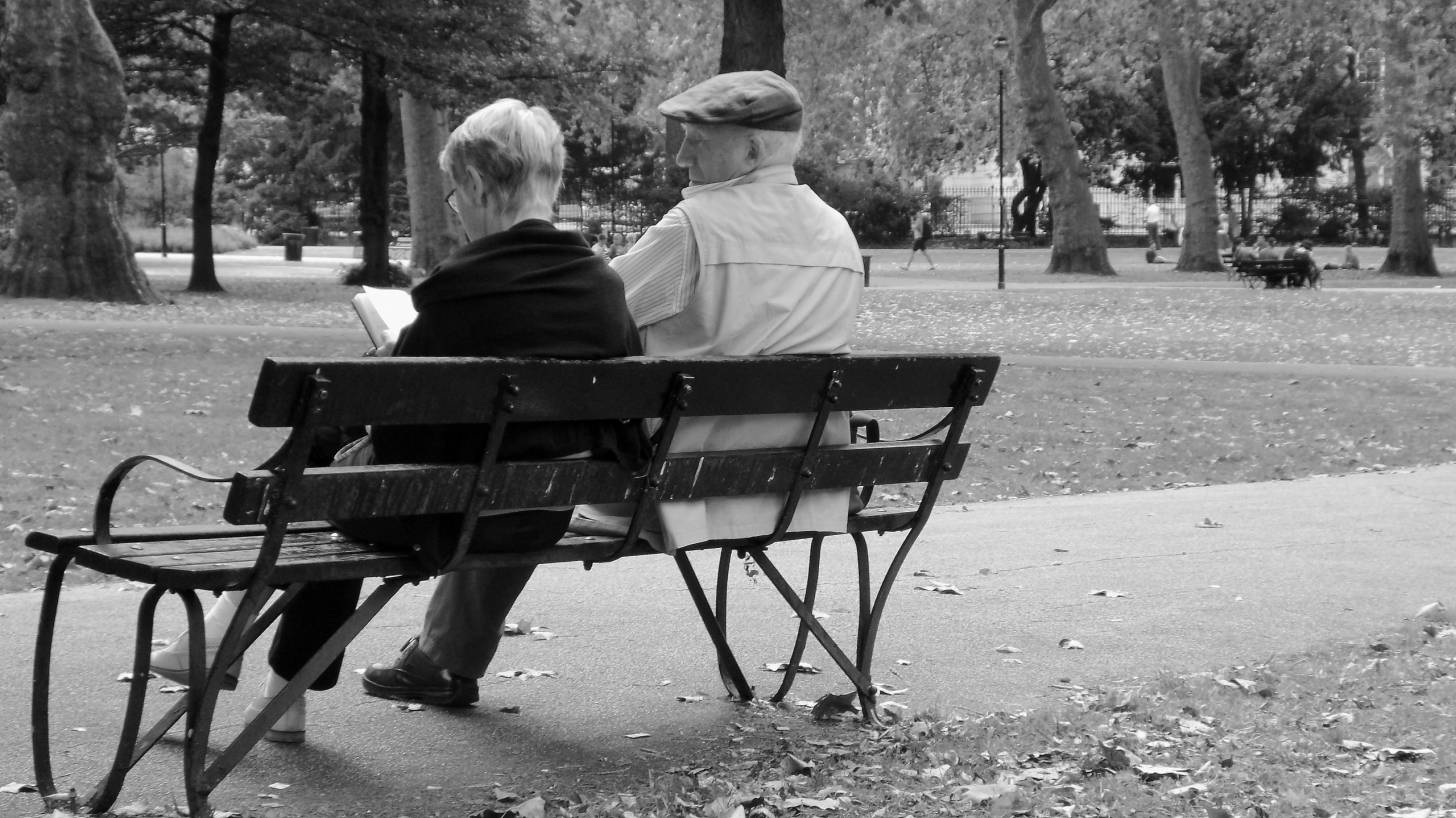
[266,509,570,690]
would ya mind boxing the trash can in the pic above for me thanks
[303,226,320,245]
[283,232,304,262]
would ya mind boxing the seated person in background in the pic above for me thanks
[1255,235,1281,260]
[360,70,865,703]
[1232,235,1257,262]
[151,98,647,737]
[1290,239,1318,286]
[1333,244,1361,270]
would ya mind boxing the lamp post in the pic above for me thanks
[158,142,169,257]
[993,35,1009,290]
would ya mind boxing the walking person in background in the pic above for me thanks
[900,205,936,270]
[1144,197,1162,252]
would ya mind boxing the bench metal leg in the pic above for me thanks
[858,526,929,683]
[32,552,76,812]
[769,536,824,702]
[123,584,295,774]
[83,586,179,813]
[32,561,203,816]
[674,550,754,701]
[197,578,407,799]
[852,532,873,668]
[747,547,878,720]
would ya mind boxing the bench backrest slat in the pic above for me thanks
[247,354,998,428]
[223,441,970,524]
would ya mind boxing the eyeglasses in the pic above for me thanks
[445,189,459,213]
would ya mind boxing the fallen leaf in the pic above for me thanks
[1,782,36,794]
[1133,763,1190,780]
[1378,747,1436,761]
[495,668,558,679]
[676,694,705,703]
[994,644,1022,654]
[782,753,816,776]
[956,782,1018,805]
[503,796,546,818]
[1088,589,1129,598]
[763,661,820,674]
[915,581,964,595]
[782,797,840,810]
[498,705,521,714]
[811,692,859,721]
[1059,638,1085,650]
[625,732,651,739]
[1195,517,1223,528]
[1417,601,1449,622]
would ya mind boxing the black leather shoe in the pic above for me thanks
[361,636,479,707]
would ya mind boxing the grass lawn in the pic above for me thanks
[2,248,1455,595]
[2,247,1455,817]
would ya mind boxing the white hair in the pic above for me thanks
[439,98,564,213]
[749,128,803,168]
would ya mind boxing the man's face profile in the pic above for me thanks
[676,123,754,185]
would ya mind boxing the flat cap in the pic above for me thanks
[658,70,803,132]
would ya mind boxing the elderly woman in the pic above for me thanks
[151,99,645,741]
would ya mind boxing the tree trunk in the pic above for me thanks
[1349,134,1369,240]
[187,11,233,293]
[0,0,157,302]
[1376,8,1436,276]
[1009,0,1114,275]
[1378,130,1436,275]
[1344,49,1371,240]
[399,90,458,275]
[1152,1,1222,273]
[720,0,785,74]
[357,52,393,287]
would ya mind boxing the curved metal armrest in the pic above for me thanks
[94,454,230,547]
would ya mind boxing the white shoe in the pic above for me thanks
[150,635,242,689]
[243,691,306,744]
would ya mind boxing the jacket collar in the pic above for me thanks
[682,163,798,199]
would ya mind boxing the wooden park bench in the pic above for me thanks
[1233,257,1321,289]
[26,352,999,816]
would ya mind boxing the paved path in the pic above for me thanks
[3,465,1455,816]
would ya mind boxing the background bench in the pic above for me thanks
[1233,257,1320,289]
[26,352,999,816]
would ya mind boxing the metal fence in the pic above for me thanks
[935,180,1456,244]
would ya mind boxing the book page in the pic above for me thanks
[351,286,417,349]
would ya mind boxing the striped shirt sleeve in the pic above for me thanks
[611,206,699,329]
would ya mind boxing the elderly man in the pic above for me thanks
[360,71,864,704]
[603,69,863,550]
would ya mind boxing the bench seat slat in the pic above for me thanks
[26,508,922,592]
[249,354,998,428]
[224,441,969,524]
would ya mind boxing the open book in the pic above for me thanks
[351,286,417,350]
